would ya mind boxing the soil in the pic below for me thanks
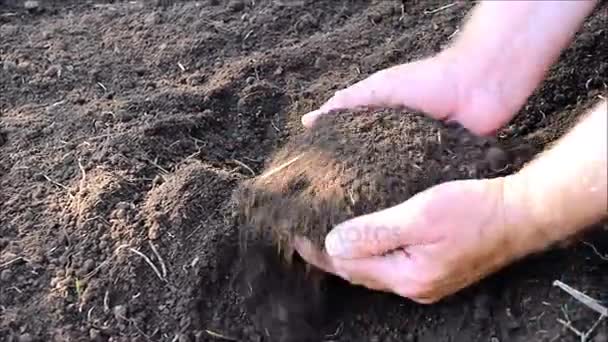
[232,108,536,342]
[0,1,606,342]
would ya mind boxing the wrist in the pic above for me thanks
[500,173,563,258]
[439,1,598,134]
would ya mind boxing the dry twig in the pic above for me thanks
[553,280,608,342]
[0,257,24,269]
[424,2,456,15]
[553,280,607,316]
[129,248,165,281]
[259,154,303,180]
[231,159,256,177]
[148,241,168,278]
[43,174,73,196]
[204,329,237,341]
[582,241,608,261]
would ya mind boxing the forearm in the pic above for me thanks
[446,1,598,116]
[505,100,607,253]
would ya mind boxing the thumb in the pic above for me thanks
[301,58,454,128]
[325,187,440,259]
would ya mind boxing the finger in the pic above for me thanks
[301,109,323,128]
[331,250,411,293]
[301,60,453,128]
[331,250,444,303]
[293,236,343,277]
[325,186,443,259]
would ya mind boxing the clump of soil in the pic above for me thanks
[232,108,535,341]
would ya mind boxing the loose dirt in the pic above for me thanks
[233,108,536,341]
[0,1,606,342]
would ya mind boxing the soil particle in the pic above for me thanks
[18,333,33,342]
[88,328,101,341]
[82,259,95,274]
[113,305,128,321]
[23,1,39,10]
[227,0,245,12]
[0,269,11,281]
[3,60,17,71]
[178,334,191,342]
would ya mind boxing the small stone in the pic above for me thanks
[3,60,17,71]
[89,328,102,341]
[1,269,11,281]
[179,315,191,328]
[115,209,127,220]
[153,175,164,186]
[116,110,134,122]
[16,61,32,73]
[44,65,61,77]
[368,12,383,24]
[31,186,46,200]
[143,12,160,26]
[178,334,191,342]
[273,66,284,76]
[187,73,206,86]
[18,333,33,342]
[23,1,39,10]
[148,223,160,240]
[245,76,256,85]
[227,0,245,12]
[94,120,106,131]
[314,57,327,70]
[113,305,128,320]
[295,13,318,31]
[485,147,509,172]
[82,259,95,273]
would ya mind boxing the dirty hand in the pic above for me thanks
[296,99,608,304]
[301,52,514,136]
[294,177,529,303]
[301,2,598,136]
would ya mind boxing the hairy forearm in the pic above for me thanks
[447,1,598,117]
[505,100,607,252]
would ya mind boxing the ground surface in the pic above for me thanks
[0,1,607,342]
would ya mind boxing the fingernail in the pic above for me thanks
[301,110,320,127]
[325,230,350,258]
[336,270,350,282]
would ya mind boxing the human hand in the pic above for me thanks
[295,177,532,303]
[301,50,522,136]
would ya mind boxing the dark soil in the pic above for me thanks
[0,1,606,342]
[233,109,536,342]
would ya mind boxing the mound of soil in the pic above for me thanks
[232,108,536,341]
[0,1,606,342]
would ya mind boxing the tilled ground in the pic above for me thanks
[0,1,607,342]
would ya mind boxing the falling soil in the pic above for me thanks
[232,108,536,341]
[0,1,607,342]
